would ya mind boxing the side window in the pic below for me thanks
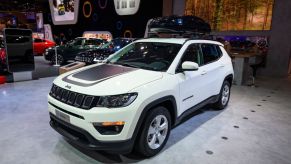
[201,44,221,64]
[180,44,201,65]
[73,39,83,46]
[34,38,43,43]
[84,39,95,46]
[94,39,103,46]
[216,45,222,56]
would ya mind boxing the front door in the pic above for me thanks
[66,39,84,60]
[177,44,208,114]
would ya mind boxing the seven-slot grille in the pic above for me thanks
[49,84,99,110]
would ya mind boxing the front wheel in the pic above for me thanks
[213,81,231,110]
[51,54,64,65]
[134,106,171,157]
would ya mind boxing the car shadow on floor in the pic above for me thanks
[59,107,224,163]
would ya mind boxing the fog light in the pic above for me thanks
[93,121,125,135]
[101,121,125,126]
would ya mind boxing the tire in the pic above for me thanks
[213,80,231,110]
[51,54,64,65]
[134,106,171,157]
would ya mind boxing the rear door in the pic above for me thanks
[199,44,224,96]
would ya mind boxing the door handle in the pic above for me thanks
[220,64,225,68]
[201,71,207,75]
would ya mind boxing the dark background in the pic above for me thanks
[43,0,163,41]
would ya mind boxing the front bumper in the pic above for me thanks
[50,113,134,152]
[48,95,141,151]
[75,55,94,64]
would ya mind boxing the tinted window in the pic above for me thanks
[201,44,221,64]
[86,39,104,46]
[73,39,83,46]
[33,38,43,43]
[180,44,201,66]
[216,45,222,56]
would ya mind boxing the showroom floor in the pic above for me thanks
[0,76,291,164]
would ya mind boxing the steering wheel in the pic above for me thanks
[149,60,169,70]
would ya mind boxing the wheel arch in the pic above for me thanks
[131,95,177,142]
[224,74,234,86]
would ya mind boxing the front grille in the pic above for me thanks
[49,84,99,110]
[75,56,94,63]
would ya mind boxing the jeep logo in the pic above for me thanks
[65,85,71,89]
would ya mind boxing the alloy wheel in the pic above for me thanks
[221,85,230,105]
[147,115,168,150]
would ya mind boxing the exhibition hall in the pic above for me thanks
[0,0,291,163]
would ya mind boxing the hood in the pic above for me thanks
[54,64,163,95]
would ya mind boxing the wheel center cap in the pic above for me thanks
[155,128,159,135]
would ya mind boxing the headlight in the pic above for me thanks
[97,93,138,108]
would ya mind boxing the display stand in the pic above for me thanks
[13,71,32,82]
[59,62,86,74]
[53,47,60,67]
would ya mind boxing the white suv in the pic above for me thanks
[48,38,234,157]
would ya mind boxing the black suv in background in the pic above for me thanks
[75,38,135,64]
[44,37,107,65]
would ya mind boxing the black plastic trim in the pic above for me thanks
[176,95,219,124]
[182,95,194,102]
[49,102,85,120]
[224,74,234,86]
[49,113,134,153]
[130,96,178,143]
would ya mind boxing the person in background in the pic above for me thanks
[59,33,67,45]
[216,37,231,54]
[53,34,60,45]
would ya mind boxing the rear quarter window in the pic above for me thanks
[201,44,222,64]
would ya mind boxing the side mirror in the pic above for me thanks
[181,61,199,71]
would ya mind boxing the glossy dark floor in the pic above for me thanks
[0,77,290,164]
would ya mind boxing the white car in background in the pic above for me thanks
[48,38,234,157]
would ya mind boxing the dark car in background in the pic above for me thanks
[44,37,107,65]
[75,38,135,64]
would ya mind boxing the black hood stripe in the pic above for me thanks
[62,64,138,87]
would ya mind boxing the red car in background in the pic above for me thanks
[33,38,55,56]
[0,45,6,72]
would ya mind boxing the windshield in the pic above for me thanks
[107,42,182,71]
[100,41,113,49]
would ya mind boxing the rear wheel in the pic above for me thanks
[213,81,231,110]
[135,106,171,157]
